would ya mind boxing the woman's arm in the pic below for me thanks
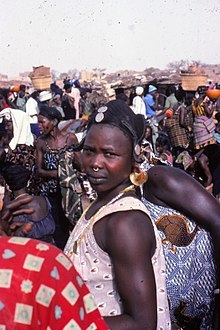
[35,138,58,178]
[144,165,220,297]
[197,153,212,187]
[179,106,188,129]
[97,210,158,330]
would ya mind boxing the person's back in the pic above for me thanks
[11,195,55,243]
[141,164,220,329]
[165,93,177,109]
[165,86,178,110]
[132,87,146,117]
[0,235,107,329]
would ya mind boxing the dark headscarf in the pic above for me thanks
[87,100,146,161]
[39,106,62,121]
[1,164,31,191]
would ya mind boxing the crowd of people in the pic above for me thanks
[0,79,219,329]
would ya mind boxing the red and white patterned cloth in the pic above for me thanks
[0,236,108,329]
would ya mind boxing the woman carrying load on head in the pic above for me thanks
[64,100,171,329]
[36,106,82,250]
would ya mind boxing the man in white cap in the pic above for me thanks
[26,88,40,137]
[131,86,146,118]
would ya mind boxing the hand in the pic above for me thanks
[9,221,34,237]
[0,196,34,236]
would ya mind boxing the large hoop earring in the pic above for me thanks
[130,165,148,186]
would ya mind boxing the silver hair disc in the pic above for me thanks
[95,112,104,122]
[97,106,108,113]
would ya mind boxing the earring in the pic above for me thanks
[130,165,148,186]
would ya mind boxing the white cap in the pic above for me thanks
[39,91,52,102]
[28,87,37,95]
[136,86,144,95]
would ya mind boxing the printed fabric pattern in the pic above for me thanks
[0,236,108,329]
[142,198,216,329]
[65,196,171,330]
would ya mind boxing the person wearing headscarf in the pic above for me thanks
[0,108,37,194]
[1,163,55,243]
[36,107,82,249]
[65,100,171,329]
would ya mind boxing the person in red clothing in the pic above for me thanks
[0,235,107,329]
[0,198,107,329]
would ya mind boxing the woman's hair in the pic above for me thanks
[86,99,146,161]
[156,134,171,151]
[39,106,62,121]
[1,164,31,191]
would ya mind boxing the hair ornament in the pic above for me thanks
[95,106,108,123]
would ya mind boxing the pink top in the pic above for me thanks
[65,196,171,329]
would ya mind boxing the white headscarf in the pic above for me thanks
[0,108,34,150]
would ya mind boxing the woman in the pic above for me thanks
[192,93,216,150]
[36,106,81,249]
[65,100,171,329]
[165,102,193,158]
[0,108,37,194]
[1,164,55,243]
[141,162,220,329]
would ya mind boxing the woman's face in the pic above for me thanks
[82,124,133,194]
[4,120,13,136]
[38,115,54,135]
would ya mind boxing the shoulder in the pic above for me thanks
[36,136,46,148]
[145,164,212,205]
[147,165,191,189]
[104,208,156,260]
[63,132,78,145]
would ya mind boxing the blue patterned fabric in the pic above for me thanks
[142,198,216,329]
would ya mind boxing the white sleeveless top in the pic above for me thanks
[65,196,171,329]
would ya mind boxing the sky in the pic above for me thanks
[0,0,219,77]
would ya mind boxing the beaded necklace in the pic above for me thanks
[66,185,135,257]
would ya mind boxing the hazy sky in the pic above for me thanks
[0,0,219,77]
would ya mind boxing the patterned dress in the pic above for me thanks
[141,198,216,329]
[40,141,71,249]
[0,236,107,329]
[192,98,216,150]
[65,196,171,329]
